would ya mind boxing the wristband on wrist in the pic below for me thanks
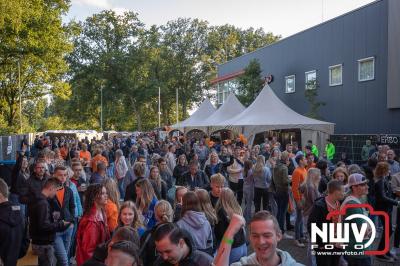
[222,236,234,245]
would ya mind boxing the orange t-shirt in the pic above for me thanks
[291,167,307,203]
[56,188,65,206]
[80,150,92,163]
[91,154,109,172]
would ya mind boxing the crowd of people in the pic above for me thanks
[0,133,399,266]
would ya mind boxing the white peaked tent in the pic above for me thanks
[171,98,216,132]
[186,92,246,133]
[217,84,335,146]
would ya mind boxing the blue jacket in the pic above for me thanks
[143,197,158,230]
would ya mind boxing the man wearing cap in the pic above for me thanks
[341,173,371,266]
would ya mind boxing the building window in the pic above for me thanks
[217,79,239,105]
[358,57,375,82]
[285,75,295,93]
[329,64,343,86]
[305,70,317,90]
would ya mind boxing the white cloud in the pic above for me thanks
[112,7,130,16]
[72,0,112,9]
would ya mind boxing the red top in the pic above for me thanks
[76,206,110,266]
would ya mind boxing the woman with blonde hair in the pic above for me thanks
[117,201,145,236]
[253,155,272,213]
[149,166,167,200]
[135,178,158,230]
[195,188,218,227]
[214,188,246,264]
[140,200,174,265]
[114,149,128,199]
[103,178,120,232]
[299,168,321,226]
[177,191,214,255]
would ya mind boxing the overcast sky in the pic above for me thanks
[66,0,376,38]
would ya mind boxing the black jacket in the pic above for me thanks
[214,209,245,248]
[0,202,24,266]
[153,229,213,266]
[318,175,330,194]
[140,224,160,266]
[307,197,329,249]
[20,174,47,204]
[182,171,210,191]
[48,186,76,223]
[10,155,29,196]
[173,165,189,186]
[28,193,68,245]
[374,177,398,211]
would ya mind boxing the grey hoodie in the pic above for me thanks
[176,210,213,251]
[231,249,304,266]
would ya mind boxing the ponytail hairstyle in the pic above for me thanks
[155,200,173,223]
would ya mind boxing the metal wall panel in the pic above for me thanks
[218,0,400,134]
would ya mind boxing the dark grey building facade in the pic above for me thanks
[214,0,400,135]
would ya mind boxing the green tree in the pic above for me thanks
[0,0,72,133]
[304,80,326,119]
[60,10,145,130]
[237,59,264,106]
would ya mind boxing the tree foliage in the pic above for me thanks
[237,59,265,106]
[0,0,72,133]
[304,80,326,120]
[0,3,281,133]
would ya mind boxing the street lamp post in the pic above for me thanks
[100,85,103,132]
[176,88,179,124]
[18,61,22,134]
[158,87,161,128]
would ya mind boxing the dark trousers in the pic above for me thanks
[344,256,372,266]
[316,254,341,266]
[394,207,400,248]
[254,187,269,212]
[229,180,244,205]
[378,211,392,255]
[275,191,288,233]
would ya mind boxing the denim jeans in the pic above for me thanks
[229,243,247,265]
[117,178,125,199]
[243,183,254,222]
[32,244,57,266]
[295,203,304,240]
[275,191,288,233]
[53,225,74,266]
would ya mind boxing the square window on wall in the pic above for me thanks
[358,57,375,82]
[305,70,317,90]
[285,75,295,93]
[329,64,343,86]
